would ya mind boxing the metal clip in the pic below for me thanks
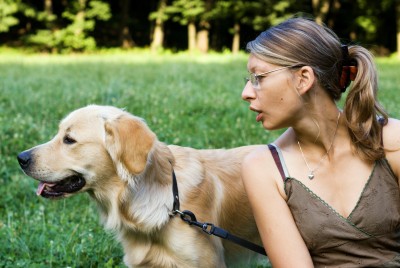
[202,223,215,235]
[169,209,183,217]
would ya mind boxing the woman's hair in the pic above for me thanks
[247,17,388,162]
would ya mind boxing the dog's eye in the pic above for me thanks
[63,135,76,145]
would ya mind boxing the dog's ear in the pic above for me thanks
[105,114,156,176]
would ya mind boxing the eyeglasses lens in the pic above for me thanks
[250,74,258,88]
[244,73,260,88]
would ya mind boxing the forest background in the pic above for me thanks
[1,0,400,55]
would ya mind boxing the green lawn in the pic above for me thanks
[0,52,399,267]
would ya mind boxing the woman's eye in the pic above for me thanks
[63,135,76,144]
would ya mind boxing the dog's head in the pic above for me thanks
[17,105,156,199]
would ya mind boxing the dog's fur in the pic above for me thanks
[17,105,263,268]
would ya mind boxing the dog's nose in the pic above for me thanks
[17,151,32,169]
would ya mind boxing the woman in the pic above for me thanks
[241,18,400,267]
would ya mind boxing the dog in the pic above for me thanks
[17,105,263,268]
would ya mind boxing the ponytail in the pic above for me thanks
[343,46,388,162]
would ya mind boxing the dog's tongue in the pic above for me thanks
[36,182,46,195]
[36,182,55,196]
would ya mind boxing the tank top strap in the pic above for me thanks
[268,143,290,181]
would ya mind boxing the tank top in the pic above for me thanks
[268,143,400,267]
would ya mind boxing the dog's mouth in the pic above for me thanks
[36,175,86,198]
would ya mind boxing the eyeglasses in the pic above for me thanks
[245,64,302,89]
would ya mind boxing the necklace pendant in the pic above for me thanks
[308,173,314,180]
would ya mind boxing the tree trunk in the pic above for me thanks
[120,0,134,48]
[75,0,86,36]
[188,21,196,52]
[231,22,240,54]
[349,31,357,41]
[151,24,164,52]
[196,21,209,53]
[327,0,340,29]
[44,0,54,52]
[312,0,331,24]
[44,0,52,15]
[196,0,213,53]
[151,0,167,52]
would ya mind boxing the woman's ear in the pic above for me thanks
[294,66,315,95]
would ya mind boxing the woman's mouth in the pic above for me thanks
[250,107,263,122]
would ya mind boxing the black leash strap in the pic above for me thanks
[178,210,267,256]
[170,170,267,256]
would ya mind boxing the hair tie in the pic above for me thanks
[339,45,358,92]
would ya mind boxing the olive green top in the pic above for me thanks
[269,144,400,267]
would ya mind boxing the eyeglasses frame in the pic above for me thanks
[246,64,303,89]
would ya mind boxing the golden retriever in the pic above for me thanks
[17,105,263,268]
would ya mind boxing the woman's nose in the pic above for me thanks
[241,80,255,102]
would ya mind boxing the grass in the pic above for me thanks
[0,51,399,267]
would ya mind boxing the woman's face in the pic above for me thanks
[242,54,303,130]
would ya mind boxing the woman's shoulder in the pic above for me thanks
[243,132,290,167]
[242,139,290,196]
[382,118,400,149]
[242,145,288,203]
[242,145,275,171]
[382,118,400,178]
[243,129,293,172]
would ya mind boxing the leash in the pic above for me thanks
[169,170,267,256]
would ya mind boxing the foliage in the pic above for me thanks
[211,1,253,24]
[26,0,111,52]
[0,0,19,32]
[0,0,399,53]
[165,0,205,25]
[149,0,169,23]
[351,0,395,42]
[250,0,294,30]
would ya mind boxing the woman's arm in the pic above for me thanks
[242,147,313,267]
[383,118,400,182]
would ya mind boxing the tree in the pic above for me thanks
[0,0,398,54]
[165,0,205,52]
[196,0,214,53]
[343,0,395,55]
[149,0,168,52]
[62,0,111,50]
[211,0,294,54]
[43,0,53,27]
[395,0,400,56]
[0,0,19,33]
[311,0,331,25]
[211,1,253,54]
[119,0,134,48]
[27,0,111,52]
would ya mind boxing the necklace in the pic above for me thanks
[297,112,340,180]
